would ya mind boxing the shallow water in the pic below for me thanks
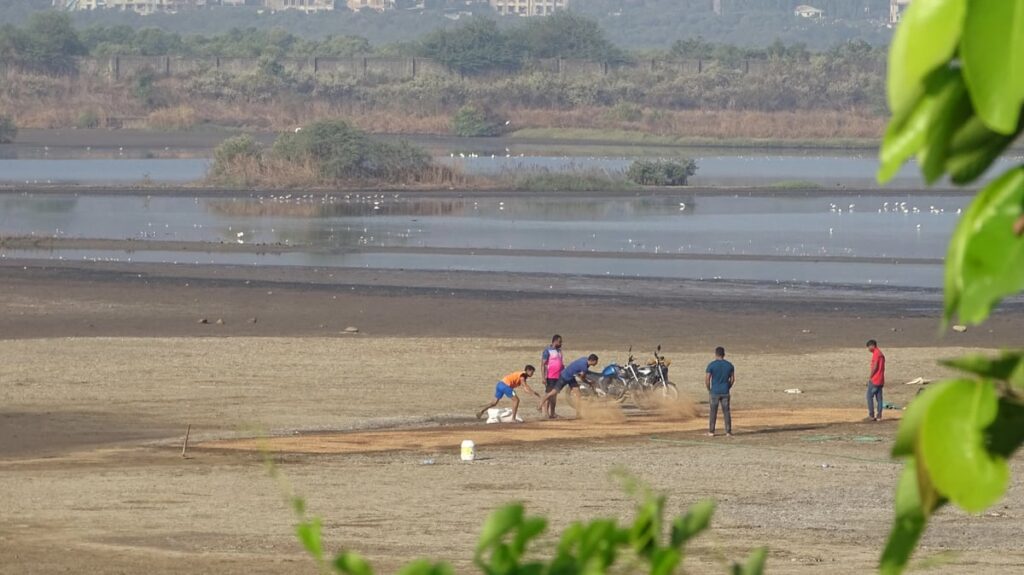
[0,159,209,184]
[4,152,1016,186]
[0,192,966,288]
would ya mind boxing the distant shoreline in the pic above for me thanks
[4,128,885,154]
[0,184,978,197]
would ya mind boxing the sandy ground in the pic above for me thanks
[1,262,1023,574]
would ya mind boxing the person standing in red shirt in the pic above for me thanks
[866,339,886,421]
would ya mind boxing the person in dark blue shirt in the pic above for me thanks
[705,346,735,437]
[537,354,598,419]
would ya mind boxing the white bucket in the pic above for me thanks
[460,439,475,461]
[486,408,524,424]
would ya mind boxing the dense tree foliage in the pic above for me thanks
[0,1,894,50]
[511,11,627,64]
[78,25,372,58]
[420,17,520,75]
[0,12,86,74]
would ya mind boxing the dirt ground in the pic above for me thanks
[1,262,1023,574]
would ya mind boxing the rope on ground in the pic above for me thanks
[648,436,897,465]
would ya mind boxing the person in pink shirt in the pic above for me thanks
[866,339,886,421]
[538,334,564,419]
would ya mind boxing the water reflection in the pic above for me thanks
[0,192,970,287]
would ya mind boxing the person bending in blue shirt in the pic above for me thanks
[538,354,598,419]
[705,347,735,437]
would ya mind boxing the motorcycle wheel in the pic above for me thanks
[659,382,679,400]
[632,388,656,409]
[603,377,627,401]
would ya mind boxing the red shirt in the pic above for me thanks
[870,348,885,386]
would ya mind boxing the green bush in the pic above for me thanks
[76,109,101,129]
[452,105,503,137]
[626,159,697,186]
[273,120,432,183]
[273,463,768,575]
[0,115,17,143]
[511,168,634,192]
[211,134,261,176]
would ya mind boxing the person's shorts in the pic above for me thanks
[545,378,559,393]
[556,376,581,391]
[494,382,516,399]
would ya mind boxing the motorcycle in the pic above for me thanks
[637,345,679,402]
[596,346,679,406]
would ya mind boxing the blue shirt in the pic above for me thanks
[561,357,592,382]
[706,359,734,395]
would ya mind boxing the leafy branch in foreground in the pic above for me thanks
[269,460,765,575]
[876,1,1024,573]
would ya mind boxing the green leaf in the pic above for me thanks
[942,352,1024,381]
[512,516,547,556]
[878,85,930,183]
[920,379,1009,512]
[945,115,1020,184]
[731,546,768,575]
[986,397,1024,458]
[551,520,625,575]
[334,552,374,575]
[880,461,938,575]
[650,548,681,575]
[917,74,972,184]
[476,504,523,555]
[877,68,965,183]
[886,0,966,115]
[945,167,1024,324]
[670,499,715,548]
[960,0,1024,134]
[296,518,323,562]
[1013,359,1024,390]
[892,384,942,458]
[629,495,664,559]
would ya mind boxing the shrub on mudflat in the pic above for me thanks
[626,159,697,186]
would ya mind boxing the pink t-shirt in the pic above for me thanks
[543,346,564,379]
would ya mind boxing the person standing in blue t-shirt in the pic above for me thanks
[705,346,735,437]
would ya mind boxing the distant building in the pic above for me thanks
[266,0,336,11]
[793,5,823,19]
[890,0,911,24]
[345,0,393,11]
[57,0,244,11]
[490,0,568,17]
[73,0,197,14]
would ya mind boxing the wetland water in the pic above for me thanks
[0,192,966,288]
[5,150,1019,187]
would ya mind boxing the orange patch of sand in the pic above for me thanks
[200,407,892,455]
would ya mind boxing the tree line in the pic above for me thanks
[2,11,887,77]
[0,0,895,51]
